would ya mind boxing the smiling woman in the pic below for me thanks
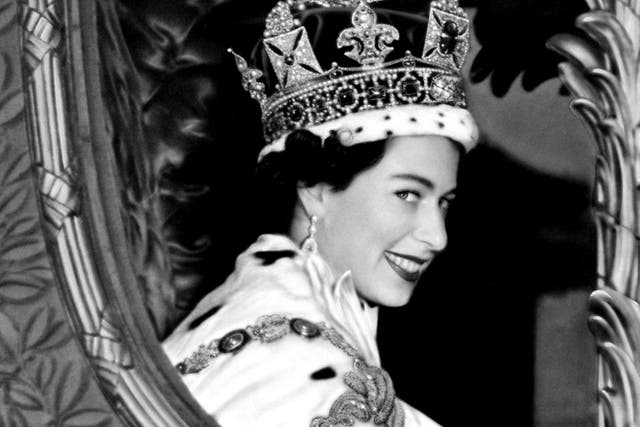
[163,130,473,425]
[162,1,478,424]
[163,134,469,426]
[7,0,633,425]
[298,134,460,307]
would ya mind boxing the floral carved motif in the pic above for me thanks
[10,0,216,425]
[0,308,115,426]
[0,1,118,423]
[21,0,135,383]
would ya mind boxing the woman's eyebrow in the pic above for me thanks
[391,173,435,190]
[391,173,457,195]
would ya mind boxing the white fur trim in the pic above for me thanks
[258,104,479,161]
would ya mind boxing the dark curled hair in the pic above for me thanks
[255,129,388,233]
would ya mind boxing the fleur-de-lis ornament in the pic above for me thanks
[337,1,399,67]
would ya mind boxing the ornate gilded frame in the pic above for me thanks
[548,0,640,425]
[1,0,214,425]
[0,0,637,425]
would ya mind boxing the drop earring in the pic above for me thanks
[301,215,318,254]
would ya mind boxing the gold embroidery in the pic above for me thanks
[311,358,404,426]
[175,313,404,426]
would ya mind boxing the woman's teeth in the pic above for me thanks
[385,252,421,273]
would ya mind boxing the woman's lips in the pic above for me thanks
[384,251,427,282]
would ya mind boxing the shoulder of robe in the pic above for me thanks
[174,321,355,426]
[161,234,439,425]
[164,234,312,342]
[168,315,434,426]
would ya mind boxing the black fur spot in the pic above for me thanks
[438,111,445,117]
[386,130,393,136]
[437,121,444,129]
[254,250,297,266]
[355,126,363,133]
[384,115,391,120]
[189,305,222,330]
[409,117,417,123]
[310,366,337,380]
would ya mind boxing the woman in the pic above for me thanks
[163,1,478,425]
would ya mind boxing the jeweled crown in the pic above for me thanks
[229,0,470,144]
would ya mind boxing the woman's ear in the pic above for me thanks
[296,183,331,218]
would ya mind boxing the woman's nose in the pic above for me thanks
[413,206,448,252]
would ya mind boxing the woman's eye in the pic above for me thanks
[396,191,420,202]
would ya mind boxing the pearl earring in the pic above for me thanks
[301,215,318,253]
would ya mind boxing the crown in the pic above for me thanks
[229,0,471,146]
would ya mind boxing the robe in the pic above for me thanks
[163,234,439,426]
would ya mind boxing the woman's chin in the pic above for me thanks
[380,294,413,307]
[364,284,415,307]
[353,268,419,307]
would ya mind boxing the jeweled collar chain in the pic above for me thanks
[175,313,404,426]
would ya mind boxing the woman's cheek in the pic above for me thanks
[375,205,408,236]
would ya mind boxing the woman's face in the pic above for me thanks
[316,135,460,307]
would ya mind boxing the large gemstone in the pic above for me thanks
[290,318,320,338]
[218,329,251,353]
[337,88,356,107]
[354,6,374,27]
[430,76,454,101]
[401,79,420,97]
[443,21,459,36]
[289,103,304,122]
[284,53,296,66]
[439,21,458,54]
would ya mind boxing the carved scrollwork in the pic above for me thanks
[548,1,640,425]
[22,0,136,384]
[589,289,640,426]
[18,0,214,425]
[7,0,628,424]
[1,0,121,422]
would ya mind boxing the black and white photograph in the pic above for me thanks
[0,0,638,425]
